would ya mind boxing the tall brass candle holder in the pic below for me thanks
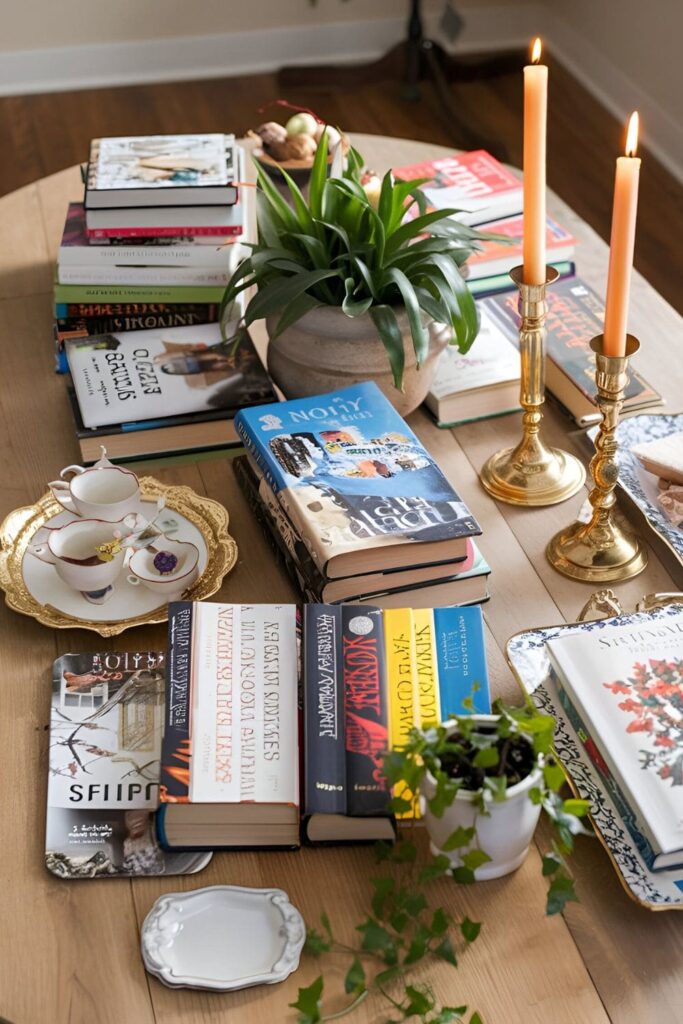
[546,334,648,582]
[479,265,586,506]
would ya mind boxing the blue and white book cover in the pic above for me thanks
[434,605,491,718]
[234,382,481,571]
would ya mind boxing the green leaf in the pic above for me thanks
[542,853,562,877]
[308,129,329,219]
[451,866,476,885]
[254,159,299,234]
[304,928,331,955]
[472,746,500,769]
[244,268,339,323]
[356,917,397,961]
[404,892,427,918]
[371,876,395,918]
[271,291,323,338]
[278,166,317,236]
[433,936,458,966]
[375,965,401,988]
[441,826,475,852]
[461,849,491,872]
[546,872,580,916]
[419,855,452,883]
[404,929,429,965]
[344,956,366,995]
[470,1013,484,1024]
[379,266,429,365]
[342,276,373,317]
[543,760,566,792]
[563,798,590,818]
[320,910,333,940]
[430,907,450,936]
[392,840,418,864]
[404,985,434,1017]
[460,916,481,943]
[289,976,324,1024]
[369,304,405,390]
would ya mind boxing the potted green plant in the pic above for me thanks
[222,134,492,415]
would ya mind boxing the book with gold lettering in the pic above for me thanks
[157,602,300,850]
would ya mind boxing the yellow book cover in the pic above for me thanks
[413,609,441,727]
[384,608,418,818]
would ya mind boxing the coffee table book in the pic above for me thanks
[234,382,481,580]
[546,610,683,872]
[158,602,300,850]
[46,651,211,879]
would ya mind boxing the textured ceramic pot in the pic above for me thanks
[420,716,543,880]
[265,306,451,417]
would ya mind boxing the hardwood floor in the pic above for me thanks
[1,52,680,313]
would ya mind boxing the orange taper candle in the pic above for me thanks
[522,37,548,285]
[603,112,641,356]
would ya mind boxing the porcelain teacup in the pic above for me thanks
[28,517,135,594]
[127,539,200,601]
[49,460,139,521]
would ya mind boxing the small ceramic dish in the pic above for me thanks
[141,885,306,991]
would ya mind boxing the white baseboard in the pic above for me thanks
[0,3,679,183]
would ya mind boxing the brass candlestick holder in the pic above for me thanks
[546,334,648,582]
[479,265,586,506]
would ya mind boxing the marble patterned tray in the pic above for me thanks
[507,603,683,911]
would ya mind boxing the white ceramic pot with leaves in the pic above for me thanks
[222,134,493,415]
[420,715,544,880]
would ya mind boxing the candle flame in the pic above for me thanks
[625,111,639,157]
[531,37,542,64]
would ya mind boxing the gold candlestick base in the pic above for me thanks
[547,335,648,582]
[480,266,585,507]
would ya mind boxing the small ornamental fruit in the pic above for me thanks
[285,112,318,136]
[255,121,288,148]
[153,550,179,575]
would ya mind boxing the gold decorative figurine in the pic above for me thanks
[546,334,648,581]
[479,265,586,506]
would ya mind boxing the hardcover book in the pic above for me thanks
[425,304,521,427]
[394,150,523,226]
[547,612,683,871]
[234,382,481,579]
[85,134,238,208]
[46,651,211,879]
[479,277,661,425]
[413,608,441,727]
[66,323,275,429]
[158,602,300,849]
[434,605,491,719]
[463,214,575,281]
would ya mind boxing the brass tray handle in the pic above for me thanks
[578,589,683,622]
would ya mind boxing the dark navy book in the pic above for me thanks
[303,605,346,815]
[234,382,481,579]
[434,605,491,718]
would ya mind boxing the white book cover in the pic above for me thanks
[428,306,521,400]
[547,611,683,855]
[190,604,298,805]
[66,322,273,428]
[89,134,232,192]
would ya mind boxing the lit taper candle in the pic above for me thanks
[603,112,641,357]
[522,37,547,285]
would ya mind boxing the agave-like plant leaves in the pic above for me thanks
[223,142,507,387]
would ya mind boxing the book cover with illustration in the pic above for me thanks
[480,277,661,423]
[46,651,211,879]
[67,322,275,429]
[394,150,523,225]
[234,382,481,577]
[86,133,237,204]
[463,214,575,280]
[547,610,683,863]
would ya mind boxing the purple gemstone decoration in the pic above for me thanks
[153,550,178,575]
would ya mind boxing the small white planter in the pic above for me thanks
[420,715,543,881]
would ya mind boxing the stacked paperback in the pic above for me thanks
[232,381,491,607]
[547,609,683,872]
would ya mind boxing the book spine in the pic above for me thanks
[53,283,226,304]
[58,241,236,269]
[342,606,390,816]
[55,306,219,335]
[57,265,232,287]
[234,418,282,493]
[554,677,659,871]
[86,223,242,240]
[55,301,219,318]
[384,608,418,818]
[160,602,195,803]
[413,609,441,726]
[304,605,346,815]
[434,606,491,720]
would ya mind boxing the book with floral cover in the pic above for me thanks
[547,610,683,870]
[46,651,211,879]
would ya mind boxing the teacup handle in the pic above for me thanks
[48,480,77,514]
[60,465,86,481]
[29,542,58,565]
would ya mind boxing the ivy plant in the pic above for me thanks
[290,700,589,1023]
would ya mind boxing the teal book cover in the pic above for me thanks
[434,605,491,718]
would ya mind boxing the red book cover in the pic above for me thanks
[394,149,521,200]
[467,214,575,269]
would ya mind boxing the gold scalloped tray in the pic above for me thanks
[0,477,237,636]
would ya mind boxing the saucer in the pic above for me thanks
[141,885,306,991]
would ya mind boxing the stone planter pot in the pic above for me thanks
[420,716,543,881]
[265,306,451,417]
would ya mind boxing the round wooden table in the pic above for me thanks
[1,135,682,1024]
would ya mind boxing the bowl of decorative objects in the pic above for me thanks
[248,110,349,181]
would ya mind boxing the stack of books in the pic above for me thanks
[546,608,683,873]
[54,133,244,373]
[154,599,490,851]
[232,381,491,608]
